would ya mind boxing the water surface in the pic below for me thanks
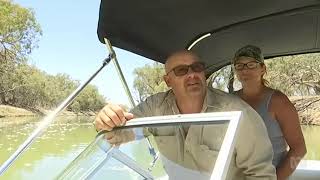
[0,117,319,179]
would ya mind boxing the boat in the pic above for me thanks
[2,0,320,179]
[60,0,320,179]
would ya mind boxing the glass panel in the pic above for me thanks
[90,156,147,180]
[115,136,166,178]
[57,112,241,180]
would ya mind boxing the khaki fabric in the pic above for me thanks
[130,87,276,180]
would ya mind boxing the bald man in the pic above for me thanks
[95,50,276,180]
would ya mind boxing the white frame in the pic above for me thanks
[124,111,242,180]
[58,111,242,180]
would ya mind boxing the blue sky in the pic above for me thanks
[14,0,154,106]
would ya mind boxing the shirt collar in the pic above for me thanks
[167,89,209,114]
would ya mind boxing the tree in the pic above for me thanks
[0,0,42,63]
[0,1,106,112]
[0,61,106,112]
[70,85,106,112]
[0,0,42,105]
[265,53,320,96]
[133,63,169,102]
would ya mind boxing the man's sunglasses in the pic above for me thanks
[167,62,206,76]
[233,61,261,70]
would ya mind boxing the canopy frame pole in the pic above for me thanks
[104,38,135,107]
[103,38,159,171]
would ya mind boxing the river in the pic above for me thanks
[0,116,319,179]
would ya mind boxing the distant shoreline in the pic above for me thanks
[289,96,320,126]
[1,97,319,126]
[0,105,96,118]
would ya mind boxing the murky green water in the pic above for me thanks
[0,116,96,180]
[301,125,320,160]
[0,117,319,180]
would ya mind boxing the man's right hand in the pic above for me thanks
[94,103,134,131]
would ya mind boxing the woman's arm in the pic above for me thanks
[271,91,307,180]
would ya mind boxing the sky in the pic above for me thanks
[14,0,154,107]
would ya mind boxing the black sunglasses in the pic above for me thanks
[167,62,206,76]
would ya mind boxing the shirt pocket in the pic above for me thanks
[201,124,228,151]
[188,143,219,173]
[186,124,227,173]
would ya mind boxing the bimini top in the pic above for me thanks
[97,0,320,73]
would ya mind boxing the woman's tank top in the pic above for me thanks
[255,90,288,167]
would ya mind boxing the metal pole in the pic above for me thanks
[103,38,135,107]
[0,55,113,176]
[103,38,158,171]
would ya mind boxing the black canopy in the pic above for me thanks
[98,0,320,73]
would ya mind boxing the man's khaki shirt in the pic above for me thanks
[130,87,276,180]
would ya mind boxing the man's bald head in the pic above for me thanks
[165,50,201,74]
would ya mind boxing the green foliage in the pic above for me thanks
[70,85,106,113]
[265,53,320,96]
[0,62,106,112]
[0,1,105,112]
[0,0,42,63]
[133,62,169,102]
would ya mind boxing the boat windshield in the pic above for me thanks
[57,112,241,180]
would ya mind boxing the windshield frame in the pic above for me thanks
[94,111,242,180]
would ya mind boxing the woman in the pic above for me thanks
[232,45,306,180]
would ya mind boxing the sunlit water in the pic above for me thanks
[0,116,96,179]
[0,117,319,180]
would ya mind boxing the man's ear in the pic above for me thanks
[163,75,171,87]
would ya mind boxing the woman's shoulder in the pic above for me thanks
[269,88,292,108]
[269,88,288,100]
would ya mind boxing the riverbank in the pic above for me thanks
[1,95,320,125]
[290,96,320,125]
[0,105,96,118]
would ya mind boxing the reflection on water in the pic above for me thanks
[0,117,319,180]
[0,116,96,180]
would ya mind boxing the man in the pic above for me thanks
[95,50,276,179]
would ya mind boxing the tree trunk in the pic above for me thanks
[228,69,234,93]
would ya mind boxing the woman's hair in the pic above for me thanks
[260,63,270,86]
